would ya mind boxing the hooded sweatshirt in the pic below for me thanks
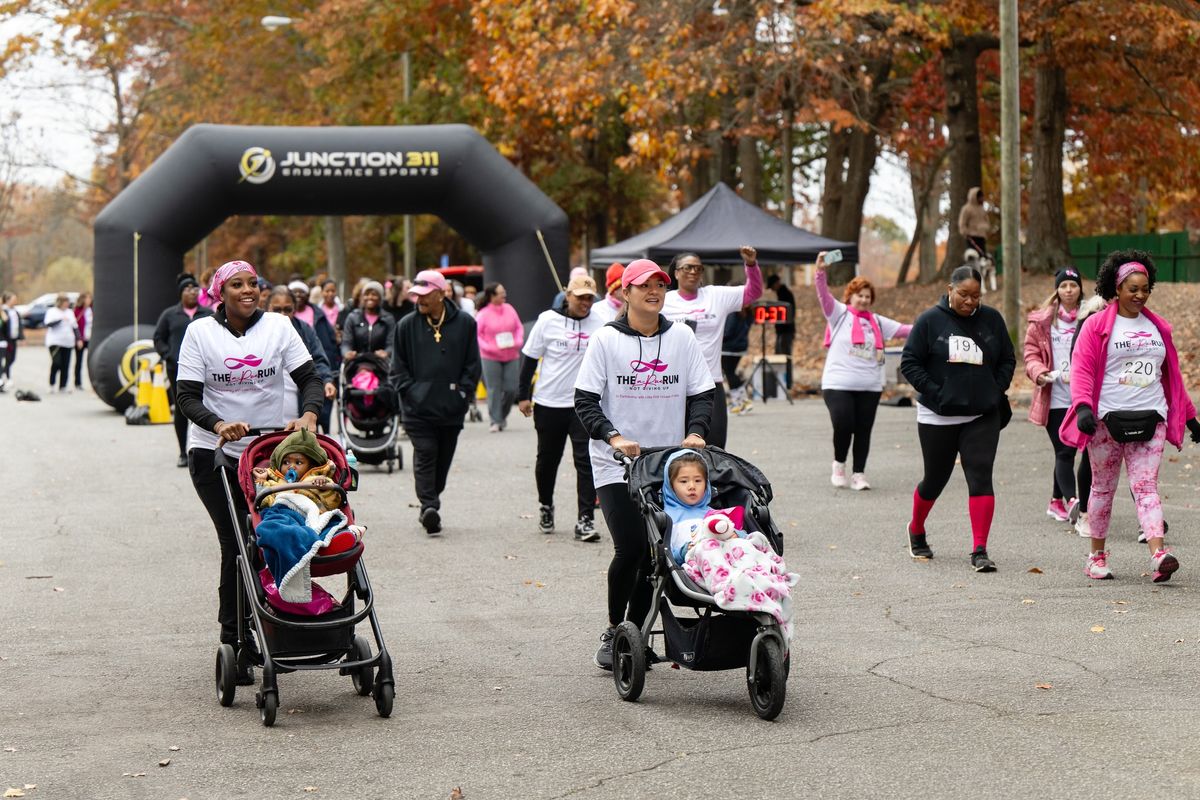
[389,297,481,427]
[517,304,606,408]
[663,449,713,564]
[574,315,716,488]
[957,187,990,238]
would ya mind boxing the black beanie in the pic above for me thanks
[177,273,199,294]
[1055,268,1081,289]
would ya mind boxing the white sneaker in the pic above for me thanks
[849,472,870,491]
[1150,548,1180,583]
[489,423,500,433]
[1075,512,1091,538]
[1084,550,1113,580]
[830,461,848,488]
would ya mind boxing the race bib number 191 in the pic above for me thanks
[947,335,983,366]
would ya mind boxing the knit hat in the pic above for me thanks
[361,280,385,299]
[1055,268,1081,289]
[270,429,328,473]
[605,263,625,291]
[177,273,199,294]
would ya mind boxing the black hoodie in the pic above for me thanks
[900,296,1015,417]
[389,297,481,426]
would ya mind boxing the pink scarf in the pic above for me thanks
[1057,305,1078,324]
[209,260,258,300]
[824,308,883,350]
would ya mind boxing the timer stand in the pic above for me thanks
[747,300,794,405]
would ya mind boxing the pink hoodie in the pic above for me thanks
[475,301,524,362]
[1059,302,1195,450]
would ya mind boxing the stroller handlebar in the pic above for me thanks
[254,480,350,511]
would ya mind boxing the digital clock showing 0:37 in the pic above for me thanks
[751,301,791,325]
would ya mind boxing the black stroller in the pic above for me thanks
[338,353,403,473]
[214,430,395,726]
[612,446,790,720]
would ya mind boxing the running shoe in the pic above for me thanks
[1066,497,1081,524]
[1075,512,1091,538]
[907,525,933,559]
[594,626,616,670]
[489,423,500,433]
[1084,551,1113,580]
[420,506,442,536]
[970,546,997,572]
[849,472,871,491]
[1150,548,1180,583]
[1046,498,1069,522]
[830,461,848,489]
[538,504,554,535]
[574,515,600,542]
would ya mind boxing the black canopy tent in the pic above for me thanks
[588,182,857,266]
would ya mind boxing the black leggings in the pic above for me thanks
[167,364,188,457]
[597,482,651,628]
[2,338,15,379]
[188,448,249,644]
[1045,407,1081,501]
[916,411,1001,500]
[721,354,745,392]
[533,404,595,518]
[823,389,882,473]
[1078,449,1091,513]
[73,341,88,387]
[48,345,71,389]
[708,383,728,449]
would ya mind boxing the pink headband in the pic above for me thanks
[209,260,258,300]
[1116,262,1147,286]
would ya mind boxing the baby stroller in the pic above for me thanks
[338,353,403,473]
[214,430,395,726]
[612,446,790,720]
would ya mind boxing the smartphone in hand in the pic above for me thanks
[823,249,843,266]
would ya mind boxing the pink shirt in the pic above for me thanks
[321,303,340,328]
[294,305,315,327]
[475,302,525,362]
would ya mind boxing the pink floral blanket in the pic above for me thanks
[682,531,798,640]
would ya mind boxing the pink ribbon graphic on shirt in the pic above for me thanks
[630,359,669,373]
[1125,331,1153,339]
[565,331,589,341]
[224,354,263,369]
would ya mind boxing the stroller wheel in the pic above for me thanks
[387,460,394,475]
[215,644,236,707]
[373,681,395,718]
[349,635,374,697]
[612,621,646,702]
[747,637,786,721]
[257,688,278,727]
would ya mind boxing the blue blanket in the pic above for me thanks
[255,493,348,602]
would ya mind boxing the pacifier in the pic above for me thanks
[285,468,299,483]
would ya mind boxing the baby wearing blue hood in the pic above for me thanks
[665,450,745,564]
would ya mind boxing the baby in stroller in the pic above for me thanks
[662,449,797,640]
[253,428,341,510]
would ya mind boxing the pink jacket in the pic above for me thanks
[1059,302,1195,450]
[1023,306,1055,427]
[475,301,524,362]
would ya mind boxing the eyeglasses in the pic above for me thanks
[676,264,704,274]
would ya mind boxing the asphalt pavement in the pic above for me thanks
[3,343,1200,800]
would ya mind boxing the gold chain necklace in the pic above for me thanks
[427,306,447,342]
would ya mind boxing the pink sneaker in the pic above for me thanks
[1084,551,1113,580]
[1150,549,1180,583]
[1046,498,1069,522]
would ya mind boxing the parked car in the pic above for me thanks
[434,265,484,291]
[16,292,80,328]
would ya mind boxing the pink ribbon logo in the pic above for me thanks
[224,354,263,369]
[630,359,669,373]
[565,331,589,341]
[1125,331,1153,339]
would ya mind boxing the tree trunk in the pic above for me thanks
[737,135,762,205]
[820,127,849,237]
[1026,45,1071,274]
[940,35,990,278]
[382,219,396,276]
[919,170,942,283]
[781,112,794,222]
[324,215,347,297]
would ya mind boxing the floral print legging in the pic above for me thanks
[1086,420,1166,542]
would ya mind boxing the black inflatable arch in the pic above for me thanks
[90,123,569,409]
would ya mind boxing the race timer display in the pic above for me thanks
[752,302,791,325]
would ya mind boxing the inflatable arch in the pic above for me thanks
[90,123,570,409]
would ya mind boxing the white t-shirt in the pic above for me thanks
[663,285,745,381]
[1048,317,1076,410]
[43,307,78,348]
[821,304,905,391]
[177,312,313,456]
[522,309,606,408]
[574,323,715,488]
[591,296,622,324]
[1098,312,1167,419]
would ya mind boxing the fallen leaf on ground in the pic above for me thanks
[4,789,24,798]
[1035,683,1053,690]
[828,545,837,550]
[122,773,146,778]
[519,514,534,519]
[788,521,798,528]
[534,582,545,588]
[1028,567,1044,574]
[168,746,180,752]
[3,748,14,753]
[52,587,64,592]
[20,788,33,792]
[1175,639,1185,644]
[449,788,465,800]
[1090,625,1105,633]
[158,759,170,767]
[851,591,863,597]
[23,576,52,580]
[951,583,965,589]
[1022,599,1036,604]
[523,580,532,586]
[1113,610,1129,614]
[504,555,517,560]
[303,788,318,794]
[851,575,862,580]
[1114,600,1128,605]
[287,709,304,715]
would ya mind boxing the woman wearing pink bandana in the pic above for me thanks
[815,252,911,490]
[1024,268,1085,524]
[1060,251,1200,582]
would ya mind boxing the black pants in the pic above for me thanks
[167,364,188,457]
[1078,449,1091,513]
[406,422,462,512]
[721,355,745,392]
[708,383,728,449]
[72,341,88,387]
[823,389,882,473]
[533,404,595,518]
[916,411,1001,500]
[967,235,988,258]
[48,346,71,389]
[1045,407,1081,501]
[775,329,795,387]
[188,448,248,644]
[597,482,651,628]
[1,338,15,379]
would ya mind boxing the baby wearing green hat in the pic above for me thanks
[252,429,343,510]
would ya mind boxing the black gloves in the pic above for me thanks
[1187,418,1200,444]
[1076,404,1096,435]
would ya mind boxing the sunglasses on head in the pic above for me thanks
[413,279,435,288]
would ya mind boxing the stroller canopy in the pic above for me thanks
[626,447,773,505]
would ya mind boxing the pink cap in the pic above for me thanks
[409,269,448,296]
[622,259,671,289]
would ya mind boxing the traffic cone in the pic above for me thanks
[148,363,172,424]
[134,357,153,408]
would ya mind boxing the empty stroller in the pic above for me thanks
[214,430,395,726]
[338,353,403,473]
[612,446,790,720]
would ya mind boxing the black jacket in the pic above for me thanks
[304,307,340,372]
[153,302,214,370]
[901,297,1016,417]
[389,299,481,426]
[341,308,396,359]
[774,283,796,332]
[292,318,333,385]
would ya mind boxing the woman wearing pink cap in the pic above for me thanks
[175,260,324,682]
[1060,250,1200,582]
[575,258,715,670]
[475,282,524,432]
